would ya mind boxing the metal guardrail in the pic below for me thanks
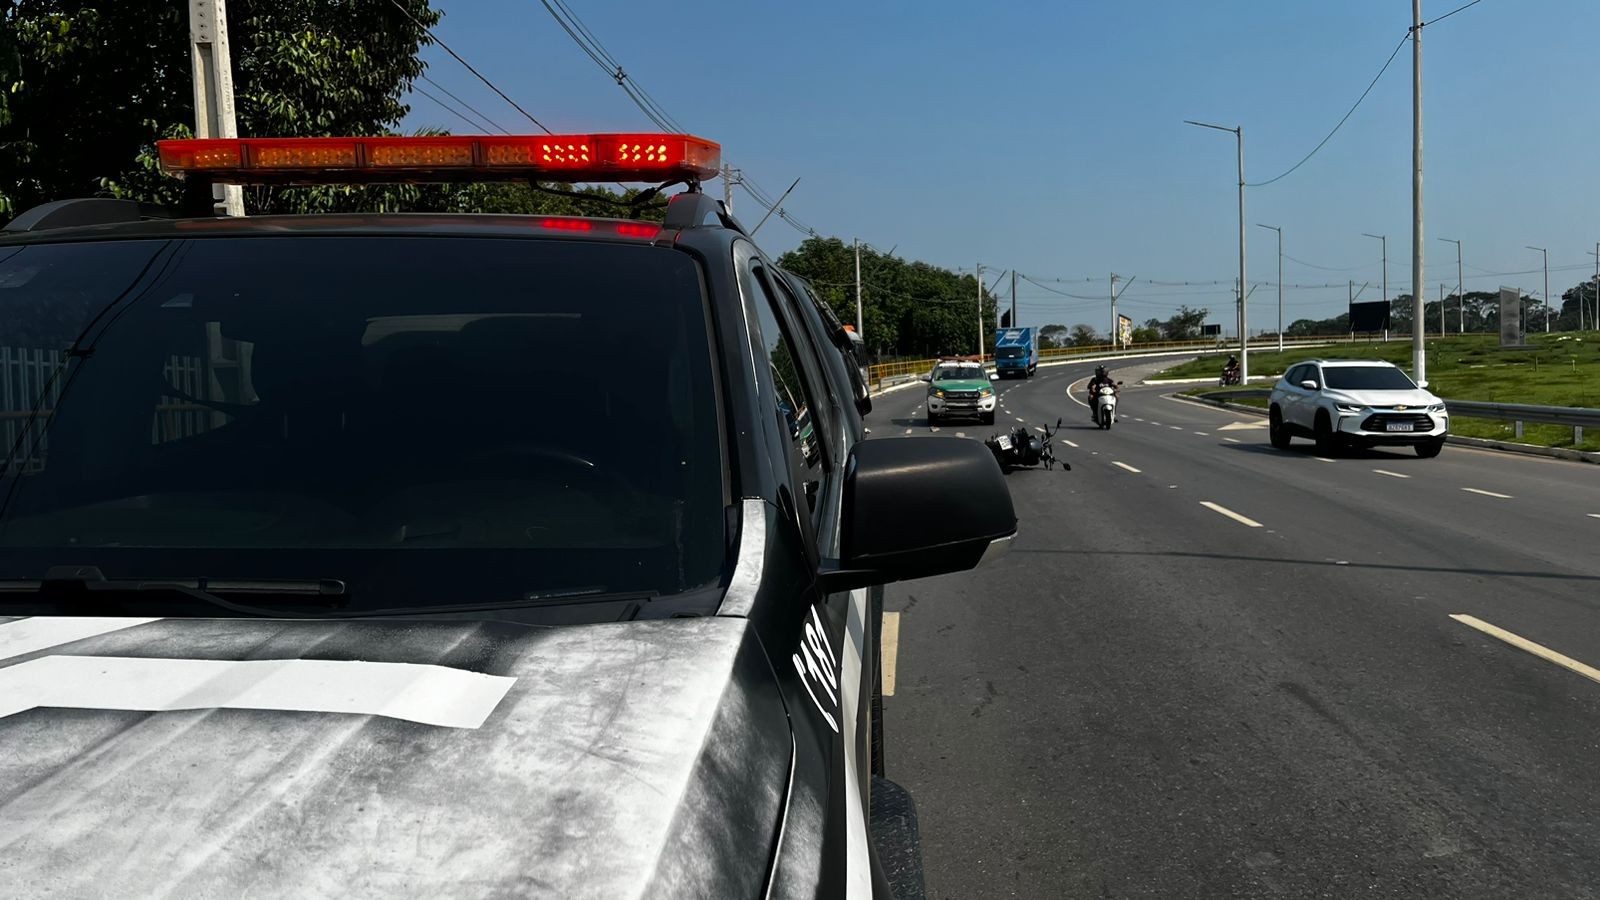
[1442,400,1600,443]
[1194,389,1600,445]
[866,336,1337,393]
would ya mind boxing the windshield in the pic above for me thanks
[0,236,723,613]
[997,347,1025,359]
[935,366,986,382]
[1322,366,1417,391]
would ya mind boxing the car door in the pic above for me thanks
[737,245,877,896]
[1285,364,1315,429]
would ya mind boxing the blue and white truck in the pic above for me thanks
[994,326,1038,378]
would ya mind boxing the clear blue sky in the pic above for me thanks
[403,0,1599,333]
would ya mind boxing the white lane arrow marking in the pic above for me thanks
[0,656,515,729]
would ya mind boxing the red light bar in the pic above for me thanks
[157,134,720,185]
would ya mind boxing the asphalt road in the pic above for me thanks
[869,358,1600,899]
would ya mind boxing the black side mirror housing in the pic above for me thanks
[818,438,1017,593]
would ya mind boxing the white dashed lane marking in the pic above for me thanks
[1193,432,1209,436]
[1312,457,1336,463]
[1223,437,1241,444]
[1200,501,1263,528]
[1112,462,1142,474]
[1373,469,1410,479]
[1062,439,1079,448]
[1462,487,1512,499]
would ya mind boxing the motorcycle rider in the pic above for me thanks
[1221,355,1241,385]
[1087,365,1118,419]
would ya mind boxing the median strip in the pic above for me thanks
[1112,461,1142,474]
[1199,501,1263,528]
[1462,487,1512,499]
[1450,614,1600,687]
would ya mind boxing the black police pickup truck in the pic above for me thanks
[0,134,1015,898]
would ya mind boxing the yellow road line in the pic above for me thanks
[1450,614,1600,687]
[881,611,901,697]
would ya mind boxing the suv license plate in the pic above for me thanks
[1388,421,1415,432]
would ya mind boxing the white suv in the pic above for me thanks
[1268,359,1448,458]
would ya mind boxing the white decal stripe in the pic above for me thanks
[0,656,516,729]
[841,588,871,897]
[0,617,158,664]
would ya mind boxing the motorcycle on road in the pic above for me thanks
[985,419,1069,472]
[1094,385,1120,430]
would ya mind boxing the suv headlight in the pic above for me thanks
[1426,403,1445,413]
[979,387,994,397]
[1335,403,1363,413]
[931,388,946,398]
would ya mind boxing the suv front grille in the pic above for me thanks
[945,390,980,400]
[1360,413,1433,431]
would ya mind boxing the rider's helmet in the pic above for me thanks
[1227,355,1238,365]
[1095,365,1107,378]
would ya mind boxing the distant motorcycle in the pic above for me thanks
[1094,384,1120,430]
[985,419,1069,472]
[1219,364,1242,386]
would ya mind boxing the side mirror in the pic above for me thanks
[818,438,1017,593]
[920,374,931,382]
[1300,380,1319,391]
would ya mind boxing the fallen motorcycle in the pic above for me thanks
[985,419,1069,472]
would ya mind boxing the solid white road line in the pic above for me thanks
[1062,439,1079,448]
[880,611,901,697]
[1450,614,1600,687]
[1462,487,1513,499]
[1199,501,1263,528]
[1112,461,1142,474]
[1373,469,1410,479]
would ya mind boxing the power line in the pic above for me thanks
[1247,31,1409,187]
[1424,0,1488,28]
[419,74,510,134]
[388,0,552,133]
[410,83,497,134]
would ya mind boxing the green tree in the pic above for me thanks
[1038,323,1069,349]
[1159,305,1209,340]
[779,237,999,359]
[1069,323,1099,346]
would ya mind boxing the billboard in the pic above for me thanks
[1117,315,1133,346]
[1499,287,1521,346]
[1349,301,1390,333]
[1201,324,1222,337]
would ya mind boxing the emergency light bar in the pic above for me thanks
[157,134,721,185]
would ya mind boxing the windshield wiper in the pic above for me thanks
[0,566,348,618]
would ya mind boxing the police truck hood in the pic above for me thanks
[0,615,789,898]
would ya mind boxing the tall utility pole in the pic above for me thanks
[975,263,984,358]
[1258,224,1283,351]
[1184,120,1247,381]
[1527,246,1549,332]
[722,165,741,215]
[853,238,863,337]
[1440,283,1446,336]
[188,0,244,216]
[1440,237,1463,333]
[1364,233,1387,341]
[1011,270,1017,331]
[1410,0,1426,383]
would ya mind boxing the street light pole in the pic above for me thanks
[1185,120,1247,381]
[1527,246,1548,333]
[853,238,863,338]
[975,263,984,358]
[1258,224,1282,352]
[1363,233,1387,340]
[1410,0,1427,384]
[1439,238,1463,333]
